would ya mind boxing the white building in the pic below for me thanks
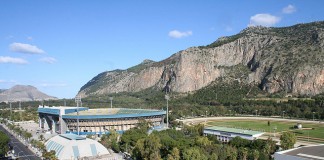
[203,126,264,142]
[274,144,324,160]
[45,134,121,160]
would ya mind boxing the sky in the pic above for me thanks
[0,1,323,99]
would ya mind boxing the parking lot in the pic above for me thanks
[16,121,57,142]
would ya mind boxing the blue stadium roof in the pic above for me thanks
[59,134,86,140]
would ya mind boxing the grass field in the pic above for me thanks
[207,120,324,140]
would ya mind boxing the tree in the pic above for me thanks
[229,136,250,148]
[43,150,58,160]
[0,131,10,157]
[100,129,120,152]
[195,136,211,147]
[238,147,248,160]
[280,132,296,150]
[252,149,259,160]
[167,147,180,160]
[133,134,162,160]
[39,134,45,141]
[182,147,207,160]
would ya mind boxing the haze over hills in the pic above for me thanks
[78,21,324,98]
[0,85,57,102]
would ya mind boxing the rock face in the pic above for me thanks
[0,85,57,102]
[78,21,324,97]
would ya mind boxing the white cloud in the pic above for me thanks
[0,56,28,64]
[282,5,296,14]
[10,42,45,54]
[27,36,33,40]
[168,30,192,38]
[39,57,57,64]
[249,14,281,27]
[0,79,17,84]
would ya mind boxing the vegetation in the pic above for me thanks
[98,120,277,160]
[0,131,10,157]
[280,132,297,150]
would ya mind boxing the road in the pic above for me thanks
[0,125,41,160]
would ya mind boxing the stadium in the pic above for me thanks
[38,105,166,135]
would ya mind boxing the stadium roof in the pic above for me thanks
[204,126,264,136]
[45,134,113,160]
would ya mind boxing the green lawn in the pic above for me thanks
[207,120,324,140]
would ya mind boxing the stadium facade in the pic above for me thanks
[38,105,166,135]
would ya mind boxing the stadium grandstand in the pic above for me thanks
[38,105,166,135]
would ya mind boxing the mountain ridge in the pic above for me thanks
[78,21,324,98]
[0,85,57,102]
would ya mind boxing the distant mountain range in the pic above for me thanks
[0,85,57,102]
[78,21,324,97]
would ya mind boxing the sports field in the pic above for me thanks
[207,120,324,142]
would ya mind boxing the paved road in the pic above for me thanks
[0,125,41,160]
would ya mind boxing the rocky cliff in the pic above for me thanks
[78,21,324,97]
[0,85,57,102]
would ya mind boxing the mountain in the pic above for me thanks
[0,85,57,102]
[78,21,324,98]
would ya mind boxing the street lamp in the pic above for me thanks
[255,110,258,117]
[109,97,113,108]
[165,94,170,129]
[75,96,81,135]
[283,111,285,119]
[313,112,315,121]
[205,110,207,118]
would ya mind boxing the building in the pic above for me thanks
[45,134,121,160]
[38,105,166,135]
[274,144,324,160]
[203,126,264,142]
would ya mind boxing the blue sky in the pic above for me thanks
[0,0,323,99]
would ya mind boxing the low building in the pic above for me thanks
[274,144,324,160]
[203,126,264,142]
[45,134,121,160]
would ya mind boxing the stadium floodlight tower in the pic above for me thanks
[109,97,113,108]
[165,94,170,129]
[75,96,82,135]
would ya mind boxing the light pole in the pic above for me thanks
[165,94,170,129]
[205,110,207,118]
[109,97,113,108]
[229,110,231,116]
[283,111,285,119]
[313,112,315,121]
[75,96,81,135]
[255,110,258,117]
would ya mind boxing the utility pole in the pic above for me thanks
[75,96,81,135]
[165,94,170,129]
[109,97,113,108]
